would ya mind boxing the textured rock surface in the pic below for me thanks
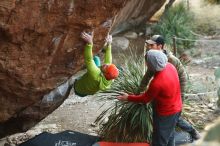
[112,37,129,51]
[112,0,166,34]
[0,0,166,137]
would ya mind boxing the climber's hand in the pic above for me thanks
[81,31,94,45]
[117,93,128,101]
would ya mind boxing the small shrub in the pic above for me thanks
[153,2,196,54]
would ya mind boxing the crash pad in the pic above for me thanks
[94,142,150,146]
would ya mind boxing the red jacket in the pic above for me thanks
[128,63,182,116]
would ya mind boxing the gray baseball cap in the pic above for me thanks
[146,50,168,72]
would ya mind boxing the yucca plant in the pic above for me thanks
[153,2,196,54]
[95,49,153,143]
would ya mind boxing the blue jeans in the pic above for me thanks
[176,117,194,133]
[152,112,181,146]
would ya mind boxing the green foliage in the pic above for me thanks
[153,2,196,54]
[95,51,153,143]
[110,52,145,95]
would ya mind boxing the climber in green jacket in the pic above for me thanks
[41,32,118,108]
[73,31,119,96]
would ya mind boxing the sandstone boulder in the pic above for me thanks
[0,0,166,137]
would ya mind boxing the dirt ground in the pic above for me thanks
[1,34,220,146]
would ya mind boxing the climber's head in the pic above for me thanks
[101,64,119,80]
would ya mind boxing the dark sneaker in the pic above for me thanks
[190,129,201,140]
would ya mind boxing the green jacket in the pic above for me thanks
[139,50,187,100]
[74,44,112,96]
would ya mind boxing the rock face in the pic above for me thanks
[112,0,166,34]
[0,0,166,138]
